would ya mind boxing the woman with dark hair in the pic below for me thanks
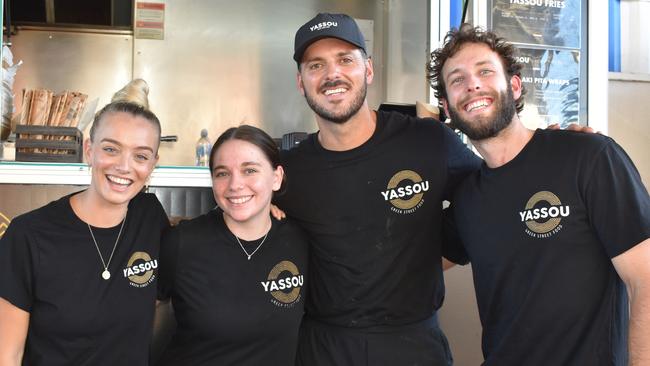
[155,125,308,366]
[0,79,170,366]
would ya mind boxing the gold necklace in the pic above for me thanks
[87,211,127,280]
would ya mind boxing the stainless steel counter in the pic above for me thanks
[0,161,211,187]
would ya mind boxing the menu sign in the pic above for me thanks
[517,47,580,127]
[135,2,165,40]
[491,0,581,48]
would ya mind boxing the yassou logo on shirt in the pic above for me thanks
[261,260,304,308]
[0,212,10,238]
[381,170,429,214]
[123,251,158,288]
[520,191,570,238]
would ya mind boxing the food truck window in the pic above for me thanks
[10,0,133,28]
[10,0,46,23]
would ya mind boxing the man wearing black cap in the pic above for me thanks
[275,13,482,365]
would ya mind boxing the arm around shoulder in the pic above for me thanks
[0,297,29,366]
[440,125,482,200]
[612,238,650,365]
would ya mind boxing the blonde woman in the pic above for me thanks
[0,80,169,366]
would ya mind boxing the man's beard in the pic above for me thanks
[303,78,368,124]
[448,86,516,141]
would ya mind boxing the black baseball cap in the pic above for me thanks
[293,13,367,63]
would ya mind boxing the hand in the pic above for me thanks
[270,204,286,220]
[547,123,598,134]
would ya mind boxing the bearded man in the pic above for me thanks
[428,24,650,366]
[275,13,482,366]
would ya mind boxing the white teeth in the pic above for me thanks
[107,175,132,185]
[229,196,252,204]
[324,88,347,96]
[466,99,490,112]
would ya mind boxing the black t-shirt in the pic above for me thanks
[449,129,650,365]
[156,210,309,366]
[275,110,481,328]
[0,192,169,366]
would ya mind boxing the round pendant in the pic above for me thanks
[102,270,111,280]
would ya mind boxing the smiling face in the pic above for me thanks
[211,139,283,228]
[441,42,522,141]
[297,38,373,124]
[84,111,159,207]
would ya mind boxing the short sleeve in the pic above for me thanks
[0,218,37,311]
[584,138,650,258]
[443,206,470,265]
[442,126,483,200]
[157,225,180,301]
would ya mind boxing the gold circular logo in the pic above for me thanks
[126,251,155,284]
[0,212,10,238]
[267,260,301,304]
[387,170,425,210]
[524,191,562,234]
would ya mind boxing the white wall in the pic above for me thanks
[440,265,483,365]
[620,0,650,74]
[608,74,650,188]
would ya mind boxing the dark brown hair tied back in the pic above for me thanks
[209,125,285,193]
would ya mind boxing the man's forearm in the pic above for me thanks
[628,286,650,365]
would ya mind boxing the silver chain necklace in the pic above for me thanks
[87,211,127,280]
[234,231,269,260]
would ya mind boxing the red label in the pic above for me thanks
[137,2,165,10]
[136,21,164,29]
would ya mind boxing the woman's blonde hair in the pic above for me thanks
[110,78,150,109]
[89,79,160,144]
